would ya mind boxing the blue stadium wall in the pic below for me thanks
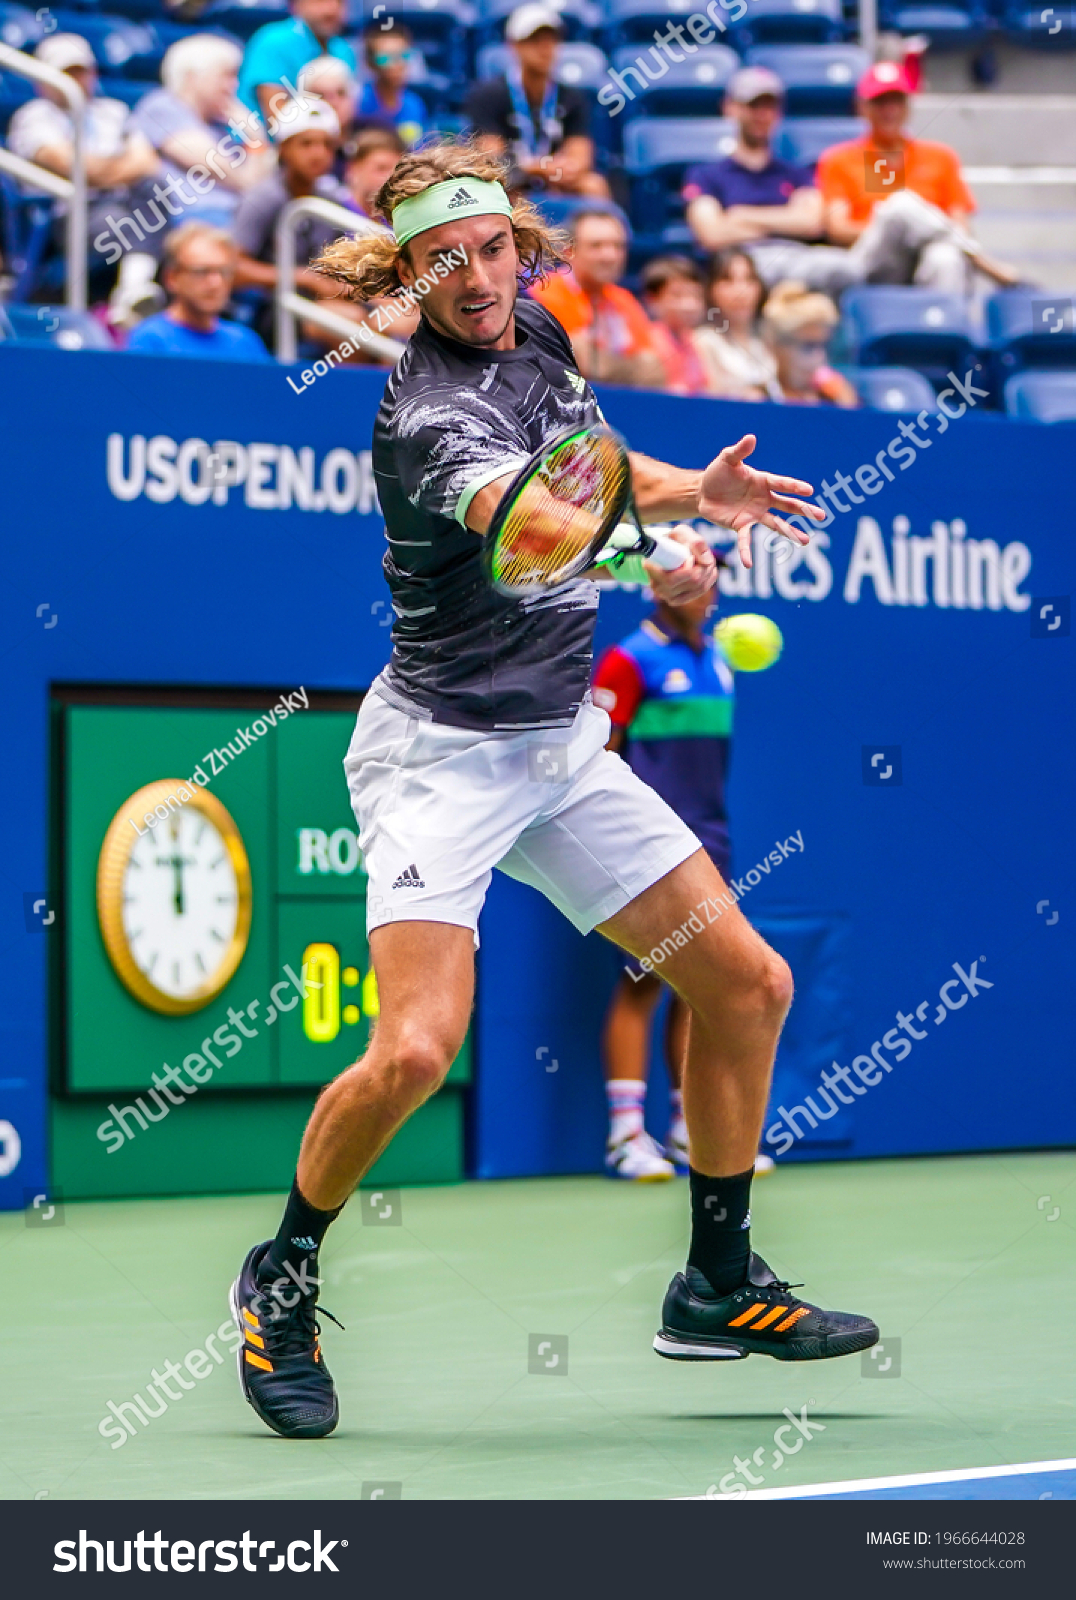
[2,346,1073,1206]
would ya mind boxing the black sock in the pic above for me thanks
[263,1177,343,1284]
[687,1166,754,1295]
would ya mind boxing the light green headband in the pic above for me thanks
[391,177,513,248]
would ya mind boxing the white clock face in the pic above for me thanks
[122,809,240,999]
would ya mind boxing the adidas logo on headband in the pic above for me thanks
[447,187,479,210]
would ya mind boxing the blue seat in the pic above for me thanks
[744,43,869,114]
[478,0,598,39]
[986,288,1076,377]
[476,39,609,89]
[98,75,156,105]
[847,365,939,413]
[345,0,477,84]
[123,18,243,79]
[610,43,738,116]
[3,304,114,348]
[731,0,846,47]
[599,0,712,48]
[1000,3,1076,45]
[774,113,863,166]
[623,115,736,236]
[0,67,35,133]
[879,1,990,47]
[202,0,286,39]
[0,169,54,301]
[1004,370,1076,421]
[0,2,46,49]
[841,287,978,387]
[49,11,158,72]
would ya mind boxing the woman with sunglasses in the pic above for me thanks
[761,281,858,407]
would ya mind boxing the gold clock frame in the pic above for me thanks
[96,779,253,1016]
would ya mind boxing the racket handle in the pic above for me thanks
[643,531,691,572]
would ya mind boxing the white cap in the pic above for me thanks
[35,33,96,72]
[505,3,564,42]
[274,95,341,144]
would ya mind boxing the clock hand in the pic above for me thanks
[170,821,184,917]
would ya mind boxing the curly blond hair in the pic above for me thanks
[314,137,568,302]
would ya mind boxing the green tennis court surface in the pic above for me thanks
[2,1152,1072,1501]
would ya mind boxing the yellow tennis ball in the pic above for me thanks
[716,612,784,672]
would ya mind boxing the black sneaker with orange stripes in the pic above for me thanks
[654,1252,879,1363]
[230,1240,342,1438]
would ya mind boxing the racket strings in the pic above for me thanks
[491,435,630,592]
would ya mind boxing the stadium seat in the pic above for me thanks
[841,287,978,388]
[610,43,738,116]
[986,288,1076,380]
[774,113,863,166]
[599,0,706,49]
[847,365,940,413]
[0,169,53,301]
[49,11,158,73]
[122,19,243,80]
[0,2,46,50]
[202,0,287,40]
[1000,2,1076,46]
[879,2,990,48]
[623,115,736,237]
[0,66,34,133]
[731,0,847,47]
[478,0,599,37]
[97,75,155,106]
[2,303,114,348]
[743,43,870,114]
[476,39,609,89]
[345,0,477,84]
[1003,370,1076,422]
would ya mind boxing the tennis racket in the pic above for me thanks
[485,423,690,598]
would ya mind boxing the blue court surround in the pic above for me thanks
[1,347,1074,1206]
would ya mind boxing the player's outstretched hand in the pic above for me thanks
[644,525,716,604]
[699,435,826,570]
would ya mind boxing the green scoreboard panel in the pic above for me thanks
[62,702,470,1097]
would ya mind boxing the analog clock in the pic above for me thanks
[97,780,252,1016]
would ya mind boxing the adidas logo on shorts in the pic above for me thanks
[392,863,425,889]
[447,187,478,210]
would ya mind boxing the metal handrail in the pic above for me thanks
[858,0,877,59]
[0,41,86,310]
[273,195,404,365]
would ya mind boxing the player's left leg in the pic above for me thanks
[600,850,878,1363]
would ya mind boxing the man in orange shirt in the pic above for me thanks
[811,62,1017,292]
[747,61,1016,296]
[531,207,666,387]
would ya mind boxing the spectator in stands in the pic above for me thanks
[354,25,427,150]
[238,0,356,127]
[128,36,271,234]
[299,55,358,172]
[233,99,349,299]
[639,257,709,397]
[344,127,405,220]
[762,282,858,407]
[815,62,1018,291]
[683,67,821,264]
[692,249,781,401]
[465,3,609,199]
[127,223,269,360]
[531,207,664,388]
[8,34,166,324]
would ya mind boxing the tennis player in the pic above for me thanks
[231,139,879,1440]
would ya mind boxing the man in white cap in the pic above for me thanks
[683,66,822,259]
[7,34,166,320]
[233,97,349,299]
[464,3,609,198]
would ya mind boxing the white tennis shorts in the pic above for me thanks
[344,687,701,944]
